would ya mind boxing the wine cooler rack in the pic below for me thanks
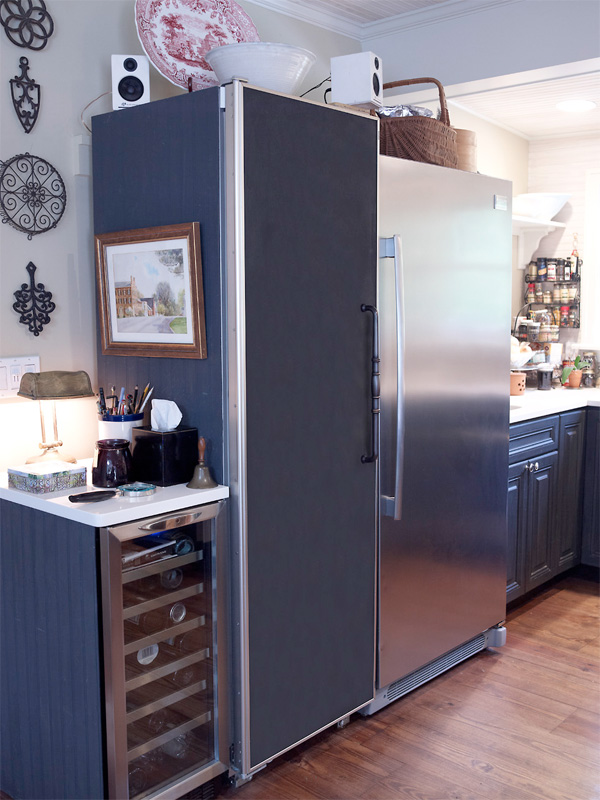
[100,501,228,800]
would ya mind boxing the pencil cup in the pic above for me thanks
[98,413,144,443]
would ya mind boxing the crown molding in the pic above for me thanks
[245,0,363,40]
[361,0,519,42]
[245,0,519,42]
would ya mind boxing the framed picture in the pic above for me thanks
[95,222,207,359]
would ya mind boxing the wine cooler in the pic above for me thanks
[100,501,230,799]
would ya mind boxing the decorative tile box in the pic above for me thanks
[8,461,87,494]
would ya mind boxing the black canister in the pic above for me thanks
[537,365,553,391]
[92,438,132,487]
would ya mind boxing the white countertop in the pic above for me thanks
[509,387,600,424]
[0,459,229,527]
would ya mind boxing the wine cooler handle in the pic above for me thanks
[361,303,380,464]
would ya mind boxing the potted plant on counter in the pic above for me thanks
[561,355,590,388]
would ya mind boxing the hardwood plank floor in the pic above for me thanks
[219,570,600,800]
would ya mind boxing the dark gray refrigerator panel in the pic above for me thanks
[377,157,511,689]
[225,85,378,773]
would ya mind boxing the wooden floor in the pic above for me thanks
[220,570,600,800]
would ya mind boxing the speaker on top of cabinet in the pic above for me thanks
[330,52,383,109]
[111,55,150,110]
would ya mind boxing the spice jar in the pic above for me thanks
[535,286,544,303]
[569,285,578,302]
[556,259,565,281]
[546,259,557,280]
[537,258,547,280]
[528,321,540,342]
[563,260,572,281]
[552,285,561,302]
[527,283,535,303]
[527,261,537,280]
[560,306,570,326]
[568,309,577,327]
[560,285,570,304]
[543,290,552,304]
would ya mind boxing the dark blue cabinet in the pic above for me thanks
[0,504,104,800]
[507,409,586,602]
[582,407,600,567]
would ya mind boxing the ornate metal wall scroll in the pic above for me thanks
[0,0,54,50]
[0,152,66,238]
[10,56,40,133]
[13,261,56,336]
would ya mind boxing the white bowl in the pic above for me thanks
[512,193,571,221]
[205,42,316,95]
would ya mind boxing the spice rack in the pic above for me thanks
[523,256,581,336]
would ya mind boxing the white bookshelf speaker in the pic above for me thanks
[330,52,383,109]
[111,55,150,110]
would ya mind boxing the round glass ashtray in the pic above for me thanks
[118,482,156,499]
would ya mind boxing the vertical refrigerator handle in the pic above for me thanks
[380,235,405,521]
[361,304,379,464]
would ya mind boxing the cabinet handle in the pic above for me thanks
[527,461,540,473]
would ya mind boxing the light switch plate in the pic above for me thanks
[0,356,40,398]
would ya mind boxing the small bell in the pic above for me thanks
[187,437,217,489]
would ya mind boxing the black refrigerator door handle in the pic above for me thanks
[361,303,380,464]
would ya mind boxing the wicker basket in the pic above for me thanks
[379,77,458,169]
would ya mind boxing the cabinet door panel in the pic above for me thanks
[525,451,558,592]
[556,411,585,572]
[507,461,528,602]
[582,408,600,566]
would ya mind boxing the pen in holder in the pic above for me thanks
[98,412,144,443]
[187,437,217,489]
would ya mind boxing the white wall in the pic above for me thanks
[527,132,600,355]
[0,0,359,470]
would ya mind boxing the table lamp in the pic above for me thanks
[18,370,94,464]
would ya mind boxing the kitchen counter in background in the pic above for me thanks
[0,458,228,526]
[510,387,600,424]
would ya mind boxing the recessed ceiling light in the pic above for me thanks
[556,99,596,113]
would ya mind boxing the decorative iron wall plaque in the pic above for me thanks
[13,261,56,336]
[10,56,40,133]
[0,0,54,50]
[0,152,66,238]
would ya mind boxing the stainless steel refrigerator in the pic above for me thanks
[364,156,512,714]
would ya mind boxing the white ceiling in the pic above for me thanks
[253,0,600,140]
[449,72,600,140]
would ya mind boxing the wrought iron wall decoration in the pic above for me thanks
[0,152,66,238]
[13,261,56,336]
[10,56,40,133]
[0,0,54,50]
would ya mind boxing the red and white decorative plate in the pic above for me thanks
[135,0,260,90]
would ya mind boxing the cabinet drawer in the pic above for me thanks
[509,415,559,464]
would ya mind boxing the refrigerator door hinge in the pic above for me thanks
[379,237,395,258]
[486,625,507,648]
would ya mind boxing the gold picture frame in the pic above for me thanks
[95,222,207,359]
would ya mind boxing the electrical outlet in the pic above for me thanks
[0,356,40,398]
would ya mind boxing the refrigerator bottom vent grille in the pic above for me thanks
[387,633,487,703]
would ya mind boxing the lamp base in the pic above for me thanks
[26,447,77,464]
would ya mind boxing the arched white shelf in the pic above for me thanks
[512,215,566,270]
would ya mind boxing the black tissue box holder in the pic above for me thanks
[131,426,198,487]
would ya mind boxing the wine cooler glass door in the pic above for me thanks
[100,501,228,800]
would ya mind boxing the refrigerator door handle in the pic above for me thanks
[361,303,380,464]
[380,235,405,520]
